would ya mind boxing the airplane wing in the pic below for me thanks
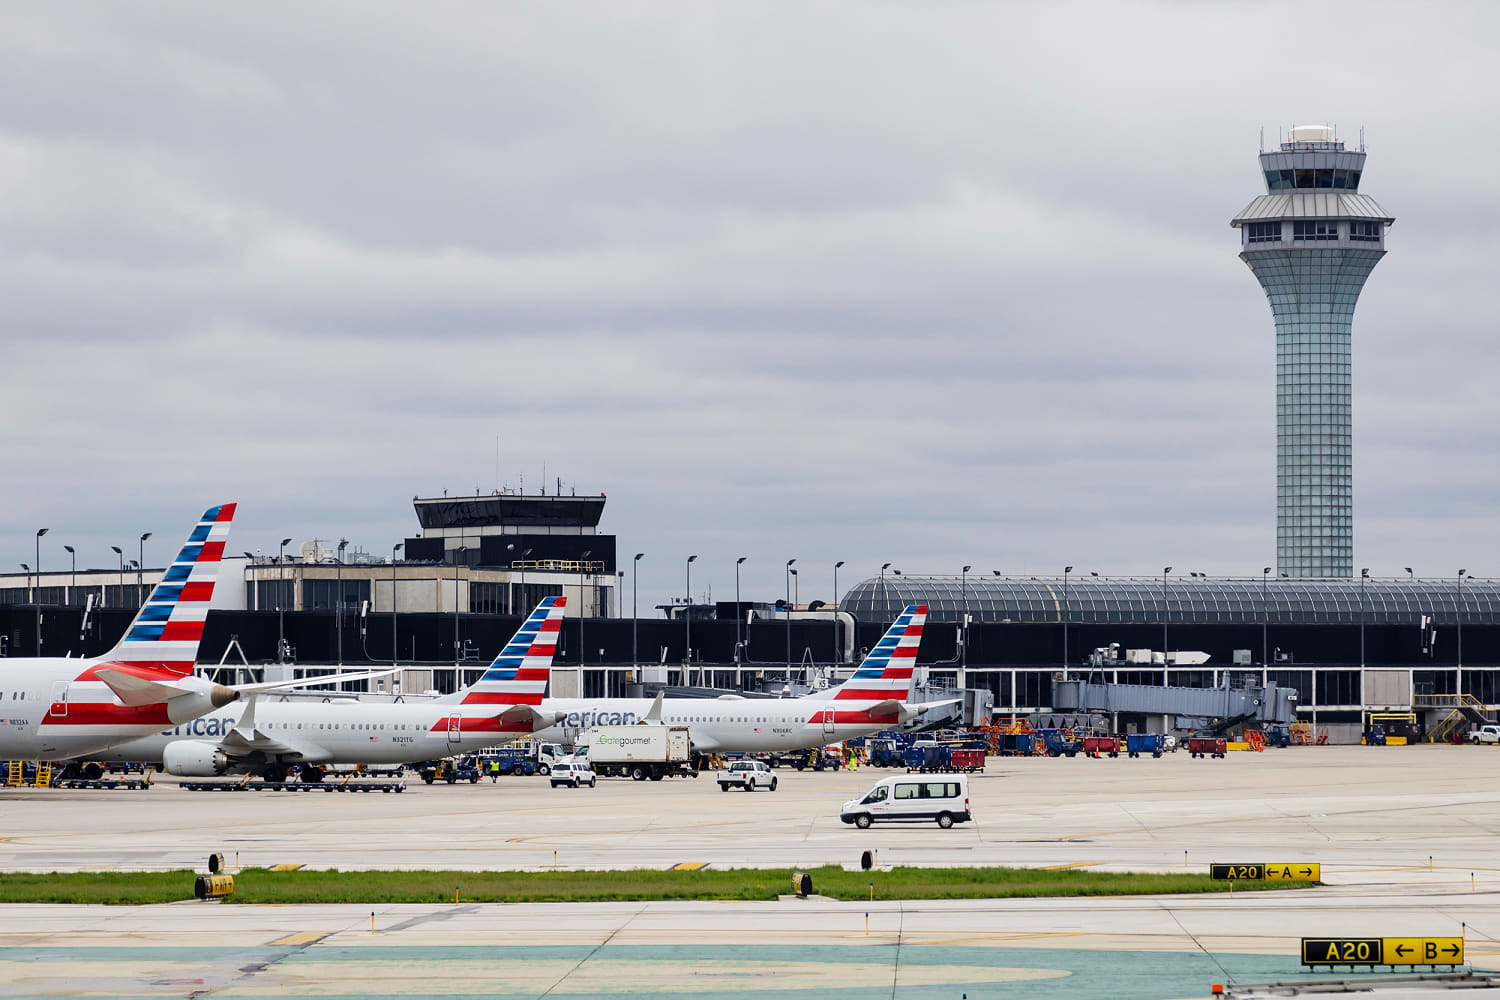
[96,666,399,708]
[217,696,325,761]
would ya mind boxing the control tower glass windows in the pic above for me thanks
[1293,221,1338,241]
[1349,221,1382,242]
[1246,222,1281,244]
[1266,168,1361,191]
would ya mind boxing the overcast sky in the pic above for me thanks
[3,2,1499,611]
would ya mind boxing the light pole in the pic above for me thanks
[518,547,532,612]
[833,561,844,666]
[579,550,592,668]
[277,537,292,663]
[454,545,467,669]
[632,553,643,672]
[684,555,697,674]
[1405,567,1413,581]
[336,539,348,667]
[137,532,152,608]
[961,564,972,672]
[785,559,797,675]
[734,557,746,664]
[1457,569,1467,693]
[1062,566,1072,672]
[1161,566,1172,687]
[1359,568,1369,669]
[63,544,75,606]
[111,546,123,609]
[1262,566,1271,675]
[34,528,47,655]
[391,543,403,666]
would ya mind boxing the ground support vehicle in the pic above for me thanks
[581,725,693,780]
[840,774,972,829]
[549,760,596,788]
[1125,734,1165,758]
[1039,729,1082,757]
[1084,736,1121,758]
[997,733,1039,756]
[904,744,952,772]
[949,749,985,772]
[418,757,482,784]
[1263,724,1293,748]
[1187,737,1227,759]
[717,759,778,791]
[867,738,906,767]
[1469,725,1500,745]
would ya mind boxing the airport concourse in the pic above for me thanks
[5,745,1500,998]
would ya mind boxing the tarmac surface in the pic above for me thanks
[3,744,1500,998]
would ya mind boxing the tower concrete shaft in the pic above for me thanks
[1232,125,1393,579]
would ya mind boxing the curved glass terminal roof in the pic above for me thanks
[842,575,1500,626]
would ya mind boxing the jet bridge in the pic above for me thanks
[1051,678,1298,728]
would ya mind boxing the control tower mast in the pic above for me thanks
[1232,125,1394,579]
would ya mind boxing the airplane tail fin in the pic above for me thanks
[437,596,566,706]
[820,604,926,703]
[96,503,237,678]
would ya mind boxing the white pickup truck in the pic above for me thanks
[716,759,778,792]
[1469,725,1500,745]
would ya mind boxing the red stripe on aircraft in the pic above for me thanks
[215,503,238,522]
[73,661,191,683]
[159,621,205,642]
[45,703,175,726]
[198,541,225,562]
[179,582,215,602]
[538,619,561,633]
[461,692,543,705]
[835,688,907,700]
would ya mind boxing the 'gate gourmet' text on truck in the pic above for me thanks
[577,725,694,781]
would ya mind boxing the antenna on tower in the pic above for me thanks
[1360,125,1365,152]
[1259,126,1264,153]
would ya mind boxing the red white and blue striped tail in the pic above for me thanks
[97,503,237,677]
[829,604,926,702]
[441,596,566,706]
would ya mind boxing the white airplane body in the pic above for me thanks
[95,597,568,781]
[531,605,933,754]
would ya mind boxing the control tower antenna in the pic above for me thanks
[1230,124,1394,579]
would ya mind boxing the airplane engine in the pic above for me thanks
[162,740,230,777]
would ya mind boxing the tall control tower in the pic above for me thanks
[1232,124,1394,579]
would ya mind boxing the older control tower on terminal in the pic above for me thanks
[1232,124,1394,579]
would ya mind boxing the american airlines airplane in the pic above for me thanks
[0,503,375,764]
[98,597,569,783]
[530,604,936,754]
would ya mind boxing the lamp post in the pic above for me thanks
[734,557,746,664]
[63,544,75,606]
[1359,568,1369,669]
[961,565,972,673]
[454,546,467,669]
[1405,567,1413,581]
[519,548,532,612]
[580,550,592,668]
[632,553,643,672]
[277,537,292,664]
[785,559,797,675]
[833,561,844,665]
[1261,566,1272,680]
[1458,569,1467,694]
[33,528,48,655]
[1161,566,1173,687]
[391,543,403,666]
[137,532,152,609]
[111,546,123,609]
[684,555,698,677]
[1061,566,1072,672]
[336,539,348,667]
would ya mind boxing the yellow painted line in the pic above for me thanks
[268,864,304,872]
[505,837,533,843]
[917,933,1084,945]
[270,931,330,946]
[671,862,710,871]
[1039,862,1099,871]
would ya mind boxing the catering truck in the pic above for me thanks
[577,725,694,781]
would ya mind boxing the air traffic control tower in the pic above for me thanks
[1232,124,1394,579]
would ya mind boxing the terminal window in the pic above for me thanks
[1293,221,1338,241]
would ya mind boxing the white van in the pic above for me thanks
[840,774,971,829]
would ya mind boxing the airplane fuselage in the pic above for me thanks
[91,698,531,767]
[0,657,225,761]
[536,696,902,753]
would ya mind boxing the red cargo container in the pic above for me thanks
[1083,736,1120,758]
[950,749,985,772]
[1187,737,1227,759]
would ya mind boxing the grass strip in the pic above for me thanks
[0,866,1314,905]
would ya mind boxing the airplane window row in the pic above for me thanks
[666,715,788,724]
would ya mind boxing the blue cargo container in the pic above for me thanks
[1039,729,1082,758]
[1125,733,1164,758]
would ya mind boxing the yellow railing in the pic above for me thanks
[1429,710,1464,744]
[1414,693,1488,709]
[509,559,607,573]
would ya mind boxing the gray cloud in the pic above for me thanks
[2,1,1498,609]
